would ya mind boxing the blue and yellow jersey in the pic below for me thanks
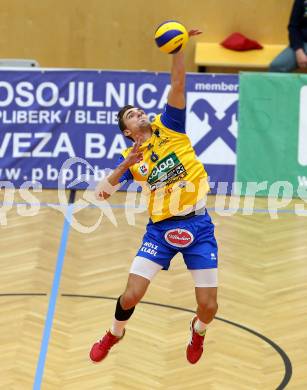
[117,104,210,223]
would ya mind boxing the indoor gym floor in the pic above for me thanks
[0,189,306,390]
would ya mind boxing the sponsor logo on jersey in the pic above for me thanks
[147,152,187,190]
[140,241,158,257]
[138,162,149,176]
[164,228,194,247]
[158,137,170,147]
[178,181,187,188]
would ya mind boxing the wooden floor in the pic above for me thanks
[0,189,306,389]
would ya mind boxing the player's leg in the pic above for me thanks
[89,216,177,363]
[181,211,218,364]
[112,257,164,336]
[89,257,162,363]
[186,270,218,364]
[193,271,218,325]
[268,46,297,73]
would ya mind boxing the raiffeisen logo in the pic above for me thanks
[186,92,238,165]
[298,86,307,167]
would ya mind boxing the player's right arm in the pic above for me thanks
[95,138,142,200]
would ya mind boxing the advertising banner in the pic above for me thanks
[236,72,307,198]
[0,70,238,192]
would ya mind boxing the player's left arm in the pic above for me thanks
[167,29,202,109]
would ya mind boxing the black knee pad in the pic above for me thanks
[115,296,135,321]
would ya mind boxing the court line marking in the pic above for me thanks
[33,205,73,390]
[62,294,292,390]
[1,201,307,214]
[0,293,47,297]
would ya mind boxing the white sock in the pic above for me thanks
[194,318,208,335]
[111,319,127,337]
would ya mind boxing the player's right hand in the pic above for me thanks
[296,48,307,68]
[124,138,143,167]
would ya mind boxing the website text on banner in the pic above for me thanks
[236,72,307,198]
[0,70,238,193]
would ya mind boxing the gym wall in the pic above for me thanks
[0,0,292,72]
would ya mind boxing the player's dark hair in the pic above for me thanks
[117,105,134,141]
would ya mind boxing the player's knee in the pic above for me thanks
[121,289,142,309]
[198,299,218,316]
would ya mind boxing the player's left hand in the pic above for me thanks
[188,29,202,37]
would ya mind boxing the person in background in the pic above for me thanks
[269,0,307,72]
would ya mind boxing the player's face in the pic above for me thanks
[122,107,151,139]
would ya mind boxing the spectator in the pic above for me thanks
[269,0,307,72]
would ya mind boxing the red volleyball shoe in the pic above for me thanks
[90,329,125,363]
[186,316,206,364]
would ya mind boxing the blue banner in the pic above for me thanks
[0,70,238,192]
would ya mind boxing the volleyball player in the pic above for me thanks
[90,29,218,365]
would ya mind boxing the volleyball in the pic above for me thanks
[154,21,189,54]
